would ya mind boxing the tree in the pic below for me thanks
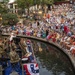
[0,3,8,14]
[16,0,33,14]
[2,13,19,25]
[35,0,54,13]
[54,0,66,2]
[3,0,9,3]
[35,0,54,5]
[39,0,54,5]
[34,0,41,5]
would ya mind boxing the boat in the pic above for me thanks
[0,37,39,75]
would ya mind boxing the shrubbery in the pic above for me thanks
[2,13,19,26]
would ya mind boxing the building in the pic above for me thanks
[0,0,3,2]
[8,0,18,13]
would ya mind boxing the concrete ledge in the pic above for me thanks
[2,34,75,72]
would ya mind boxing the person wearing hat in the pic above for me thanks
[9,48,20,63]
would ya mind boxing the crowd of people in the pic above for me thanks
[1,3,75,56]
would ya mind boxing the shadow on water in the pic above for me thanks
[31,40,75,75]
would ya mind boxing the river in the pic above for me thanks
[32,40,75,75]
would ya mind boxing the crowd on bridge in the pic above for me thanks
[1,3,75,56]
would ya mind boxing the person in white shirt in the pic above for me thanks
[9,33,16,42]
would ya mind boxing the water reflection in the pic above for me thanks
[32,40,75,75]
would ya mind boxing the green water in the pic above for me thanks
[32,40,75,75]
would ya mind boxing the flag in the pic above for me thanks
[23,63,39,75]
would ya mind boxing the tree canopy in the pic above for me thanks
[0,3,8,14]
[2,13,18,25]
[33,0,54,5]
[41,0,54,5]
[54,0,66,2]
[16,0,66,9]
[17,0,33,9]
[3,0,9,3]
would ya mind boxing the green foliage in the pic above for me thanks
[44,0,54,5]
[54,0,66,2]
[41,0,54,5]
[17,0,33,9]
[35,0,41,5]
[0,3,8,14]
[35,0,54,5]
[3,0,9,3]
[2,13,19,25]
